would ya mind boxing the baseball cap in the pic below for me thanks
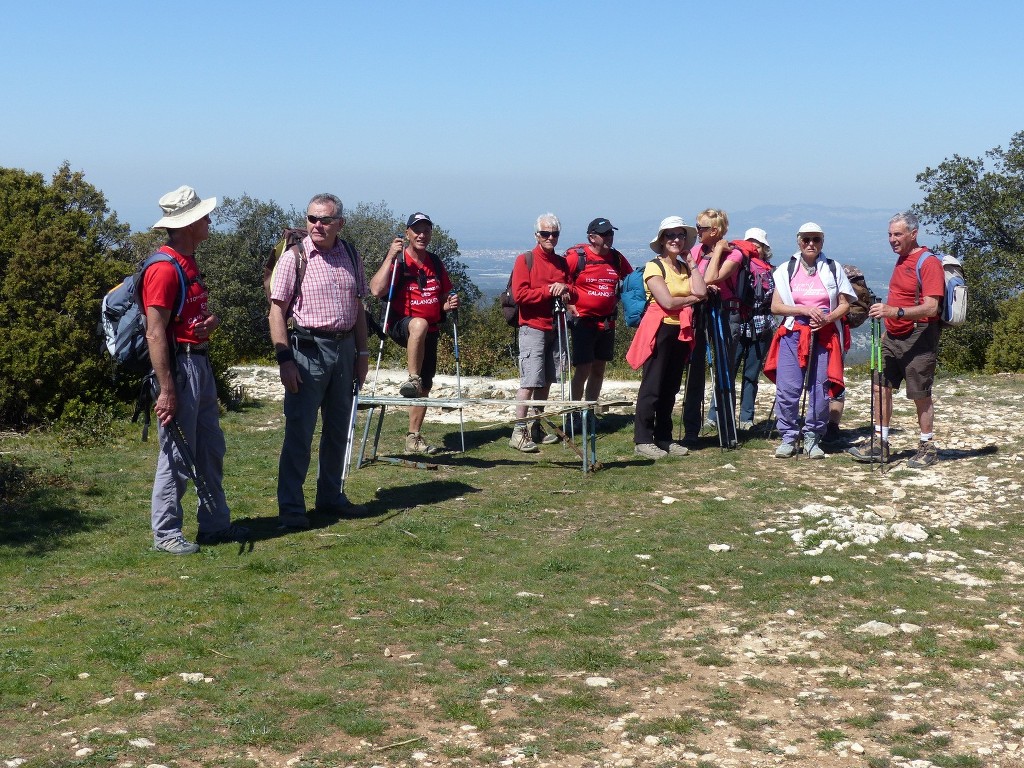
[587,217,617,235]
[406,212,433,228]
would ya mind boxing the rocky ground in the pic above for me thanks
[224,367,1024,768]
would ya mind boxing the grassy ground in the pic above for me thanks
[1,373,1023,767]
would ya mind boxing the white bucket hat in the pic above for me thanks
[649,216,698,253]
[151,185,217,229]
[797,221,824,235]
[743,227,771,248]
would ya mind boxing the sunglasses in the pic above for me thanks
[800,235,823,245]
[695,225,713,233]
[663,231,687,241]
[307,214,341,225]
[537,230,560,239]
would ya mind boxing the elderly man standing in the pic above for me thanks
[850,211,943,467]
[566,217,633,415]
[508,213,577,452]
[269,193,370,529]
[369,212,459,455]
[143,185,248,554]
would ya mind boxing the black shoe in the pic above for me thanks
[822,422,842,445]
[315,498,369,518]
[196,523,250,545]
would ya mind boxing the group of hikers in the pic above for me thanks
[135,186,946,555]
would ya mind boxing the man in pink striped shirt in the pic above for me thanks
[269,193,370,528]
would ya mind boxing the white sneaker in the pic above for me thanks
[634,443,668,459]
[655,441,689,456]
[509,427,539,453]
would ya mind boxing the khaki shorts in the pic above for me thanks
[879,322,939,399]
[518,325,561,389]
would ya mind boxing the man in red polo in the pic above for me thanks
[850,211,944,467]
[370,212,459,455]
[566,217,632,413]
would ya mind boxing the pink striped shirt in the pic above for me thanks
[271,236,368,332]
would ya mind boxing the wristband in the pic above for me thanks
[357,350,370,357]
[276,349,295,365]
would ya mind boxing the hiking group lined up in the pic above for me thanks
[111,186,964,554]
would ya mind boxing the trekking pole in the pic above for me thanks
[449,290,465,453]
[371,254,400,396]
[870,316,882,471]
[705,322,723,450]
[796,328,818,458]
[165,417,219,518]
[717,308,738,448]
[341,377,359,492]
[553,296,570,437]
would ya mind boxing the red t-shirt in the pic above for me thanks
[392,249,452,329]
[885,247,944,336]
[566,245,633,319]
[140,246,207,344]
[511,245,576,331]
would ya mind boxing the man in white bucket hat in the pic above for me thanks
[142,185,247,554]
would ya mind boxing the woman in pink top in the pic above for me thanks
[765,223,855,459]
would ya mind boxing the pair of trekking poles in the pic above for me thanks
[866,315,885,471]
[704,298,740,451]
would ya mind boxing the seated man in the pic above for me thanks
[370,212,458,455]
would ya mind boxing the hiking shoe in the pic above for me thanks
[803,434,825,459]
[848,439,889,464]
[635,443,668,459]
[907,440,938,468]
[278,513,311,530]
[703,418,718,433]
[316,497,369,518]
[655,441,689,457]
[405,431,439,455]
[681,435,700,449]
[155,535,199,555]
[822,421,842,444]
[775,441,797,459]
[509,427,539,453]
[399,375,423,398]
[739,420,754,432]
[531,421,560,445]
[196,523,250,545]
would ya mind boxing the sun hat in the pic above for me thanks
[151,185,217,229]
[797,222,824,235]
[587,217,617,235]
[743,227,771,248]
[649,216,698,253]
[406,212,433,228]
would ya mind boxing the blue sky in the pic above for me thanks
[4,0,1022,246]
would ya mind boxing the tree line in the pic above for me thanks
[2,133,1023,429]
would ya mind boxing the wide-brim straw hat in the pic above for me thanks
[151,185,217,229]
[649,216,698,253]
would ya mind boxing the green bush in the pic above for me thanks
[985,294,1024,373]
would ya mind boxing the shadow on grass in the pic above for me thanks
[229,479,482,549]
[0,458,105,556]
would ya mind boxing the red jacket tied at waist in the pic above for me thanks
[763,321,846,398]
[626,303,695,370]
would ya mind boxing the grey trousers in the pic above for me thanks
[277,333,356,518]
[151,352,229,544]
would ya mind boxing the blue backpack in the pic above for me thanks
[915,250,967,327]
[621,260,666,327]
[99,252,190,375]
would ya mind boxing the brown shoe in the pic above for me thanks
[907,440,938,468]
[848,439,889,464]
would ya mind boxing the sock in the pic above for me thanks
[881,427,890,441]
[920,432,933,442]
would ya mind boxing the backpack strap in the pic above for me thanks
[913,249,941,306]
[138,251,190,320]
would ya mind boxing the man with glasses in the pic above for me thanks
[850,211,943,468]
[269,193,370,529]
[508,213,577,452]
[565,218,633,420]
[370,212,459,455]
[144,185,248,554]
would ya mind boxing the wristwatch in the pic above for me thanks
[896,307,905,319]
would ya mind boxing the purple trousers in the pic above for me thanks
[774,330,829,443]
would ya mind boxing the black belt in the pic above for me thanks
[177,342,209,356]
[293,325,353,341]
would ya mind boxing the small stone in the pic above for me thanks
[644,735,660,746]
[850,742,865,754]
[129,738,155,748]
[95,696,115,705]
[586,676,615,687]
[661,496,677,504]
[75,748,94,757]
[77,673,90,679]
[133,692,148,701]
[178,673,205,683]
[853,620,897,637]
[497,659,509,667]
[708,544,731,552]
[899,623,923,634]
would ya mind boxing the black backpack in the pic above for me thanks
[500,251,534,326]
